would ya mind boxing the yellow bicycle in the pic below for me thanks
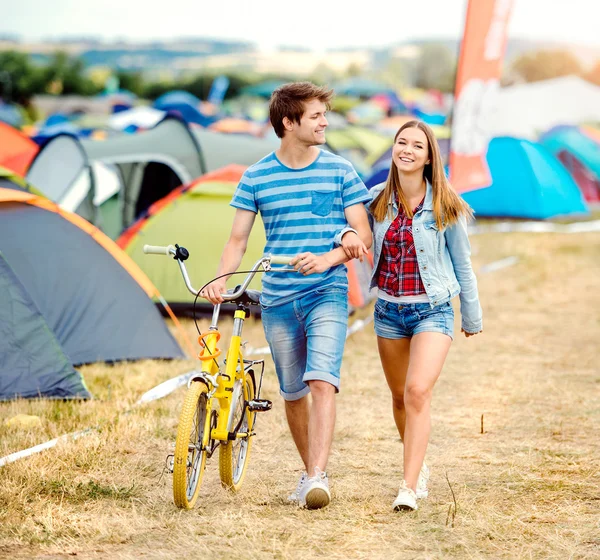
[143,243,292,509]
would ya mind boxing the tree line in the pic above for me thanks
[0,46,596,108]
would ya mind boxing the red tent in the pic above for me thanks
[0,122,39,176]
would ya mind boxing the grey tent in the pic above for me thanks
[0,188,185,400]
[191,126,280,172]
[24,115,325,240]
[0,252,90,401]
[26,117,204,237]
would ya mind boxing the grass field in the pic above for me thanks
[1,230,599,559]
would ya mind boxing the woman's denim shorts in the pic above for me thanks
[374,299,454,340]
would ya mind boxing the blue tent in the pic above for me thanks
[32,121,81,145]
[334,78,395,98]
[153,90,217,127]
[461,137,588,219]
[0,102,23,128]
[540,126,600,180]
[365,165,389,189]
[154,90,200,108]
[240,80,287,98]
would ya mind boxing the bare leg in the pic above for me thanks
[284,396,310,470]
[306,380,336,473]
[377,337,411,440]
[402,332,451,491]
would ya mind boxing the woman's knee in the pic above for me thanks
[391,389,405,410]
[404,383,431,412]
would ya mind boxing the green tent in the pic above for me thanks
[119,166,266,311]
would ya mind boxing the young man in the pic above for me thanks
[202,82,371,509]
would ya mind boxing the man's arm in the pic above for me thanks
[201,209,256,303]
[292,203,372,275]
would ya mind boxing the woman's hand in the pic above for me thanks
[341,231,368,262]
[461,328,482,338]
[291,252,332,275]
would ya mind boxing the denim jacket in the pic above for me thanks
[367,182,483,333]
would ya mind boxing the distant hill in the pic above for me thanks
[1,35,598,76]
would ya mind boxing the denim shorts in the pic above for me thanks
[374,299,454,340]
[261,286,348,401]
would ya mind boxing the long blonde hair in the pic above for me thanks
[370,120,472,229]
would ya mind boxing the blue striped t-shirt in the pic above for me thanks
[230,149,371,307]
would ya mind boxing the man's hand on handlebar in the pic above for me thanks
[200,278,228,304]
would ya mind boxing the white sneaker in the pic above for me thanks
[393,480,418,511]
[416,463,430,499]
[299,468,331,510]
[287,471,308,503]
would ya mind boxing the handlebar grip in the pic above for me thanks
[269,255,294,266]
[143,244,175,255]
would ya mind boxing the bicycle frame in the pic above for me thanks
[143,244,292,445]
[143,243,293,505]
[198,307,251,444]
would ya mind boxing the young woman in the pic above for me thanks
[343,120,482,511]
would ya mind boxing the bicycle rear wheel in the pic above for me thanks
[173,381,211,509]
[219,374,256,492]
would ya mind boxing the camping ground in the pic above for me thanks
[1,227,599,560]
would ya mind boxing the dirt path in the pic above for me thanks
[1,231,599,559]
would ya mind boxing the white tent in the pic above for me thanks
[108,106,166,131]
[486,76,600,139]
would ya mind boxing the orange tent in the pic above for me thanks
[209,118,262,135]
[0,122,39,177]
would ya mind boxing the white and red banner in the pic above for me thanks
[450,0,513,193]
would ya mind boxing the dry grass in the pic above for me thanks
[1,231,599,559]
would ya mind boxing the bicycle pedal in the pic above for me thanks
[248,399,272,412]
[165,454,174,473]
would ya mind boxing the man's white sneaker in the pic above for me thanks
[416,463,430,499]
[393,480,418,511]
[299,468,331,510]
[287,471,308,503]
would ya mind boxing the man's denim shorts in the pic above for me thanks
[261,286,348,401]
[374,299,454,340]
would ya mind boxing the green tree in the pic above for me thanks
[0,50,45,102]
[380,57,409,91]
[510,49,583,83]
[42,51,99,95]
[115,70,145,97]
[413,44,456,92]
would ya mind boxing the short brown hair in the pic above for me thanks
[269,82,333,138]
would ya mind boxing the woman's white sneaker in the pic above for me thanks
[393,480,418,511]
[416,463,430,499]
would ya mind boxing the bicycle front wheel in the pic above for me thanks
[219,374,256,492]
[173,381,211,509]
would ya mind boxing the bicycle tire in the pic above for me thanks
[173,381,211,509]
[219,374,256,492]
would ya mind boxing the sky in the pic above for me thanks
[1,0,596,50]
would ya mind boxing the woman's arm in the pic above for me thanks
[445,215,483,334]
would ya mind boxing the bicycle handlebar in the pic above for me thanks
[143,244,175,256]
[142,244,294,299]
[269,255,294,265]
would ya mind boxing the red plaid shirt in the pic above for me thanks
[377,197,426,297]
